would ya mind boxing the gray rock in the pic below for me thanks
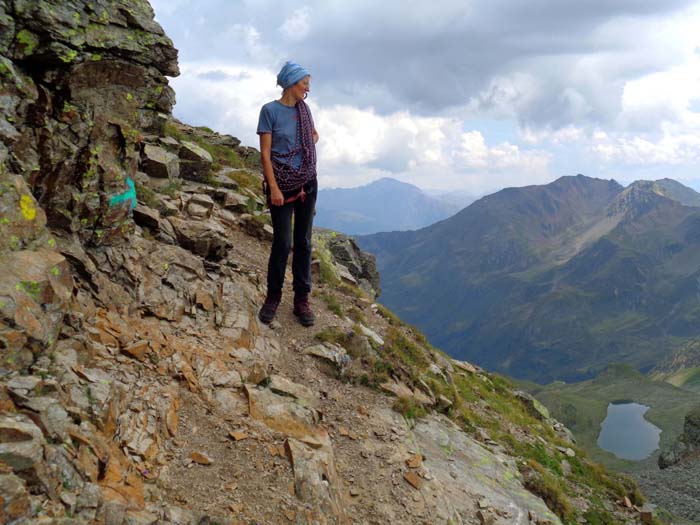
[168,216,231,261]
[0,414,46,472]
[323,232,381,296]
[185,193,214,219]
[287,437,347,521]
[159,136,181,148]
[514,391,550,421]
[133,204,162,231]
[45,444,83,492]
[213,168,242,190]
[239,214,274,241]
[0,471,31,523]
[7,375,42,393]
[410,413,562,524]
[76,482,102,510]
[141,144,180,179]
[304,343,349,369]
[179,141,213,182]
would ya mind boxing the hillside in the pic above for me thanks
[526,365,700,521]
[359,175,700,383]
[315,177,461,235]
[0,2,654,524]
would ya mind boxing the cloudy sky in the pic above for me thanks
[149,0,700,194]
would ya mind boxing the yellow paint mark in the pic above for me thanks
[20,194,36,221]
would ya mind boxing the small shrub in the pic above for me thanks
[347,305,367,324]
[314,326,347,346]
[163,121,185,141]
[523,461,575,523]
[393,397,428,422]
[530,443,563,476]
[321,293,343,317]
[134,180,158,208]
[583,508,615,525]
[383,326,430,370]
[376,304,401,325]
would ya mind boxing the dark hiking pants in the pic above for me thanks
[267,179,317,296]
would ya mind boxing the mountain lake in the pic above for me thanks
[597,402,661,460]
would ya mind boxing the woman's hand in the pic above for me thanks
[270,185,284,206]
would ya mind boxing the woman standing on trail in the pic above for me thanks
[256,61,319,327]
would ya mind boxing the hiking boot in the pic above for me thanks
[293,294,315,327]
[258,291,282,324]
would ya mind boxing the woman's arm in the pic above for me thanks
[313,128,319,144]
[260,133,284,206]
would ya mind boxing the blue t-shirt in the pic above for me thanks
[257,100,307,169]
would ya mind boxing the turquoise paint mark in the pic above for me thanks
[109,177,137,210]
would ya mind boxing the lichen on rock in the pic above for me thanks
[2,0,178,246]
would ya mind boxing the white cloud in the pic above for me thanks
[170,63,278,145]
[152,1,700,193]
[314,106,552,192]
[279,7,312,41]
[591,129,700,166]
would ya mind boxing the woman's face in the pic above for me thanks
[290,76,310,102]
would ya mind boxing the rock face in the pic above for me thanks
[1,0,178,246]
[659,405,700,469]
[316,230,381,297]
[0,174,74,370]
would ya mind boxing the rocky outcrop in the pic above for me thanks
[315,229,381,297]
[1,0,178,246]
[0,174,74,370]
[659,405,700,469]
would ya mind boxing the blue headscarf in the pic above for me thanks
[276,61,310,89]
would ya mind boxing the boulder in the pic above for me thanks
[286,436,347,522]
[0,471,31,524]
[239,213,274,241]
[0,248,74,368]
[514,391,550,420]
[324,232,381,296]
[185,193,214,220]
[213,168,242,190]
[0,414,45,473]
[133,204,161,231]
[141,144,180,179]
[167,216,231,261]
[178,141,213,182]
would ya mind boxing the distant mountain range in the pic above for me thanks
[315,178,465,235]
[358,175,700,383]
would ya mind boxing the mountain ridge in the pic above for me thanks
[358,175,700,383]
[315,177,462,235]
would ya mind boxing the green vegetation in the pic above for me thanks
[320,292,343,317]
[16,29,39,55]
[312,242,340,285]
[16,281,41,300]
[523,461,575,523]
[393,396,428,422]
